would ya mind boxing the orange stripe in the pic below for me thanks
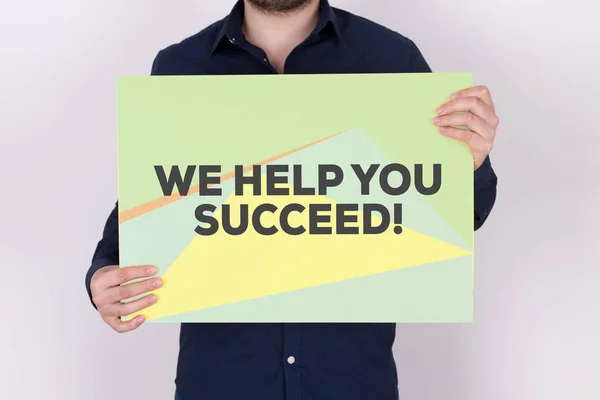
[119,130,346,223]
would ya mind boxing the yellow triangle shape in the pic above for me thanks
[135,175,472,321]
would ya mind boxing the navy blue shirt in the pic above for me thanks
[86,1,498,399]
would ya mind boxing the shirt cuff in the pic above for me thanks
[474,155,495,191]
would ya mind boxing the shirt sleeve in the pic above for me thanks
[408,38,498,230]
[408,39,433,73]
[84,52,168,308]
[85,202,119,308]
[473,155,497,230]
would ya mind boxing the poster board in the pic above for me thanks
[117,73,474,323]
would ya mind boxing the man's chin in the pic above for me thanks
[246,0,314,14]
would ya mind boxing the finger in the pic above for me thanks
[104,265,158,288]
[96,276,163,304]
[436,97,499,128]
[101,293,158,318]
[438,126,492,153]
[451,85,494,110]
[105,315,146,334]
[433,112,494,140]
[438,126,474,145]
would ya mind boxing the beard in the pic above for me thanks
[246,0,315,13]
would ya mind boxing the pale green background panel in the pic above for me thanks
[117,73,474,322]
[152,255,473,323]
[117,73,473,247]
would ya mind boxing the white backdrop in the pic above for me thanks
[1,1,599,399]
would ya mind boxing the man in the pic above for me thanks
[86,1,499,399]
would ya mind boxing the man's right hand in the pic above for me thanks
[90,265,162,333]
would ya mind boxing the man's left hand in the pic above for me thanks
[433,85,499,170]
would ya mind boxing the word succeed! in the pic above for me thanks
[153,164,442,236]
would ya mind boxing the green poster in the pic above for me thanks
[117,72,474,323]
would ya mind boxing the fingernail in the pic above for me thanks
[433,117,441,124]
[149,294,157,303]
[439,126,447,132]
[436,107,444,114]
[137,315,145,323]
[451,94,459,100]
[146,266,156,275]
[154,278,163,288]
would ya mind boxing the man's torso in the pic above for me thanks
[152,2,430,399]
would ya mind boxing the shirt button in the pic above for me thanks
[287,356,296,365]
[263,57,269,63]
[229,37,236,44]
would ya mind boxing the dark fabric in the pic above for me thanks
[87,1,498,399]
